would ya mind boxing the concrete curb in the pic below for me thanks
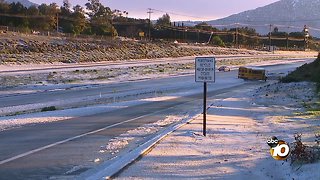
[79,113,201,180]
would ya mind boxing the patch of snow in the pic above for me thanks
[103,115,188,154]
[0,100,145,131]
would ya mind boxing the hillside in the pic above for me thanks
[208,0,320,37]
[281,55,320,84]
[0,32,269,65]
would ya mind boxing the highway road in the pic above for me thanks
[0,59,313,179]
[0,54,289,75]
[0,57,313,116]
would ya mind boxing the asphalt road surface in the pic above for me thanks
[0,59,313,179]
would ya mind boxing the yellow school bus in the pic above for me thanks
[238,66,267,81]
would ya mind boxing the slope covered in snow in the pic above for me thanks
[4,0,38,7]
[209,0,320,37]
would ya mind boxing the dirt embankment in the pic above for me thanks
[0,33,268,65]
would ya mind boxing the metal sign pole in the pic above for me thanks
[203,82,207,136]
[195,57,215,137]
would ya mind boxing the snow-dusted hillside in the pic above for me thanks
[208,0,320,37]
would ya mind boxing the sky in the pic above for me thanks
[31,0,280,21]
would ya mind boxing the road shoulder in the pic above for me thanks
[115,82,320,179]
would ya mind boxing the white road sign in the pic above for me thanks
[195,57,216,82]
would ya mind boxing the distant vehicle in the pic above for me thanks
[238,66,267,81]
[218,66,231,72]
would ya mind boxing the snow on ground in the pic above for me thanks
[0,86,201,131]
[0,101,139,131]
[253,82,316,108]
[0,51,315,73]
[115,82,320,179]
[0,84,188,116]
[0,52,315,118]
[0,52,316,87]
[103,115,188,154]
[0,56,313,117]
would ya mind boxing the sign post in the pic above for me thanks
[195,57,216,136]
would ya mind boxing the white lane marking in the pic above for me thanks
[0,107,171,166]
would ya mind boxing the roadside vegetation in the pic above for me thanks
[1,0,319,50]
[281,53,320,88]
[280,53,320,165]
[281,53,320,114]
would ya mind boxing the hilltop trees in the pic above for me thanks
[59,0,72,33]
[38,3,60,31]
[156,13,171,27]
[85,0,117,36]
[71,5,86,35]
[195,22,219,32]
[57,0,86,35]
[0,0,118,36]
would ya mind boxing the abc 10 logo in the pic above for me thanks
[267,136,290,160]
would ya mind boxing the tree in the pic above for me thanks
[0,1,10,26]
[195,22,218,31]
[289,32,304,38]
[62,0,71,10]
[38,3,60,31]
[230,27,260,46]
[59,0,73,33]
[27,5,39,29]
[85,0,117,36]
[156,13,171,27]
[71,5,87,35]
[212,36,225,47]
[8,2,28,28]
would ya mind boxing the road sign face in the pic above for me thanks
[139,32,145,37]
[195,57,216,82]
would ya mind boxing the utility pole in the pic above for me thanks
[207,32,213,44]
[286,26,289,50]
[174,22,177,41]
[147,8,153,41]
[234,23,239,48]
[56,13,59,33]
[197,30,200,43]
[269,24,272,51]
[303,25,309,51]
[236,26,239,48]
[185,29,188,43]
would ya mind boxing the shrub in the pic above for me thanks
[280,58,320,83]
[290,133,320,165]
[41,106,57,112]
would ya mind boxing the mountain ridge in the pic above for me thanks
[208,0,320,37]
[4,0,38,7]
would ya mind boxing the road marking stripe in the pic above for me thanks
[0,108,170,166]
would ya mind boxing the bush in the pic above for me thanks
[290,133,320,165]
[280,58,320,83]
[212,36,225,47]
[41,106,57,112]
